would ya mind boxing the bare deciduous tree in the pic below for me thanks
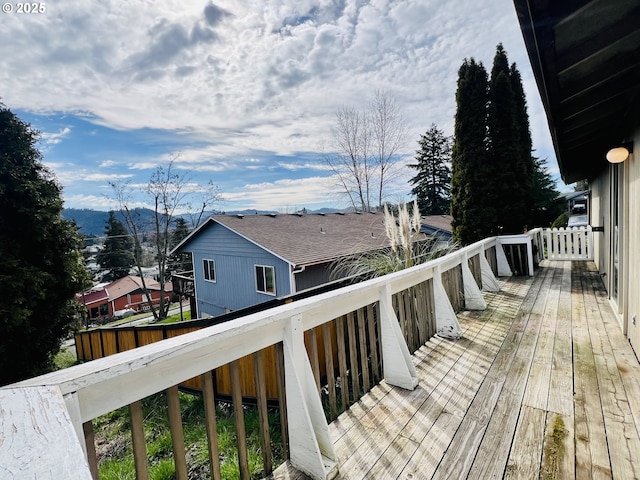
[370,90,408,209]
[324,91,408,212]
[111,157,221,321]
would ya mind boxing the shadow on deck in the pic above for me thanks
[272,260,640,479]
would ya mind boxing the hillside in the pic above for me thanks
[62,208,157,237]
[63,207,342,237]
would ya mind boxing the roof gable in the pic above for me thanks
[105,276,165,300]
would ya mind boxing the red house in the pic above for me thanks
[78,276,172,320]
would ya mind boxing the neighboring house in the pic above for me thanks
[420,215,453,244]
[78,289,110,320]
[78,275,172,320]
[515,0,640,357]
[172,212,451,318]
[559,190,589,214]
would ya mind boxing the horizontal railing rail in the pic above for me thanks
[1,234,530,480]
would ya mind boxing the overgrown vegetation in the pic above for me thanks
[53,346,78,370]
[95,392,285,480]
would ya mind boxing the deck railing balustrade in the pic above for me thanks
[2,229,585,480]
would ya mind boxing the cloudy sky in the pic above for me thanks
[1,0,568,213]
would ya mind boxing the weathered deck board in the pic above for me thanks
[572,263,610,480]
[465,266,553,480]
[269,261,640,480]
[334,291,507,479]
[581,264,640,479]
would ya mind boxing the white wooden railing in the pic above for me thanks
[527,226,593,261]
[0,235,531,480]
[545,225,593,260]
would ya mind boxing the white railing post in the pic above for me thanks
[497,235,534,276]
[461,252,487,310]
[495,239,513,276]
[379,284,418,390]
[525,235,534,276]
[0,386,93,479]
[479,249,500,292]
[63,391,87,458]
[544,228,551,259]
[432,266,462,339]
[282,314,337,480]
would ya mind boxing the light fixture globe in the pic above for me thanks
[606,146,629,163]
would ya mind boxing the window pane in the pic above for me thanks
[204,259,215,281]
[265,267,275,293]
[256,266,265,292]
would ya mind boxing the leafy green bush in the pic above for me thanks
[551,212,569,228]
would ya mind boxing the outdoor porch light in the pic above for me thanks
[606,142,633,163]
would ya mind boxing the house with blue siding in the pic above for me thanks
[172,212,452,318]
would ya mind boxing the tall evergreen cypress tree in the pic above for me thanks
[451,58,490,244]
[510,63,535,222]
[452,45,538,244]
[487,43,524,234]
[408,124,452,215]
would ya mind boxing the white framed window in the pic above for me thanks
[203,259,216,282]
[255,265,275,295]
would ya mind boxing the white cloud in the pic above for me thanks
[63,194,119,211]
[276,161,332,172]
[83,173,134,182]
[40,127,71,146]
[1,0,562,205]
[224,176,342,210]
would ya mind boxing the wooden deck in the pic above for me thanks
[272,260,640,479]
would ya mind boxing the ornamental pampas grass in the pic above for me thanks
[331,201,457,280]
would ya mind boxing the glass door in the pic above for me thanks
[611,164,619,304]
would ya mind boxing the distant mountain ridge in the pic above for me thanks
[62,207,342,237]
[62,208,159,237]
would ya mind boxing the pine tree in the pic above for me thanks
[451,58,490,244]
[408,124,452,215]
[0,104,89,385]
[531,157,563,227]
[168,217,192,274]
[98,211,134,281]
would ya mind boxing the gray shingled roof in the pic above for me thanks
[175,213,381,266]
[420,215,453,234]
[175,212,452,267]
[213,212,390,266]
